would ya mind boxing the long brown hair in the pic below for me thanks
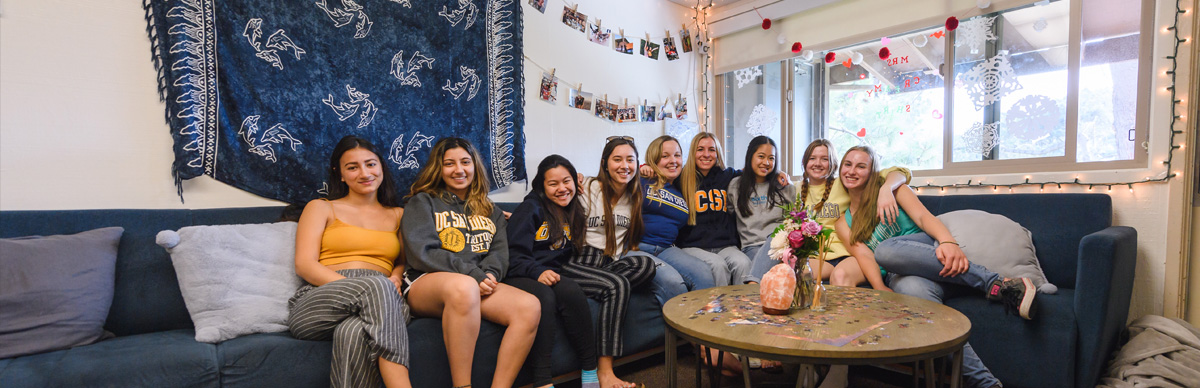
[736,136,789,218]
[408,137,494,217]
[843,145,884,245]
[594,138,643,256]
[680,132,725,225]
[799,139,837,215]
[645,135,681,193]
[533,155,586,250]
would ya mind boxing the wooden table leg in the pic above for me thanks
[740,355,753,388]
[950,348,964,388]
[713,349,725,388]
[694,344,703,388]
[924,359,935,388]
[794,364,813,388]
[666,327,678,388]
[911,362,920,388]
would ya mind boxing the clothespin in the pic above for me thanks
[596,19,601,29]
[549,68,556,80]
[623,98,628,108]
[619,28,625,38]
[665,30,671,39]
[645,33,651,43]
[571,3,578,13]
[678,93,682,102]
[682,24,688,33]
[663,98,669,106]
[604,94,608,104]
[578,82,583,91]
[643,99,648,106]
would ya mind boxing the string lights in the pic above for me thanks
[914,0,1192,195]
[693,0,715,133]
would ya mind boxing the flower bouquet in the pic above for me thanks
[765,202,834,312]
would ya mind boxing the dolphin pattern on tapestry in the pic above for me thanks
[144,0,525,204]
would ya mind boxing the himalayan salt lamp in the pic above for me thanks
[760,263,796,315]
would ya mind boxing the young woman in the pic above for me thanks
[564,137,657,388]
[727,136,796,268]
[744,139,910,287]
[674,132,753,286]
[401,137,540,388]
[288,135,412,388]
[504,155,607,388]
[835,145,1036,388]
[637,135,716,298]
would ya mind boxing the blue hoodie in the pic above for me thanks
[675,167,740,249]
[640,177,689,247]
[504,191,576,280]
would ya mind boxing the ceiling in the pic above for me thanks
[664,0,747,8]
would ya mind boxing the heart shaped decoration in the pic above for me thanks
[843,59,853,69]
[856,128,866,137]
[899,132,905,135]
[880,37,891,46]
[932,109,943,119]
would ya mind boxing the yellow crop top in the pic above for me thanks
[317,202,402,273]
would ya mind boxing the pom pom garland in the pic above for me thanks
[762,18,772,30]
[946,16,960,31]
[791,42,803,53]
[878,47,891,60]
[824,52,836,63]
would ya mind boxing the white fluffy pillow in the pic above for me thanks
[937,210,1057,294]
[156,222,304,343]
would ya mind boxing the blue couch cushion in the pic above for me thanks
[0,329,218,388]
[217,332,330,388]
[919,194,1111,289]
[946,290,1077,388]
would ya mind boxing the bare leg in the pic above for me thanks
[810,258,836,281]
[479,283,541,388]
[829,258,867,287]
[406,273,481,388]
[379,358,412,388]
[598,355,636,388]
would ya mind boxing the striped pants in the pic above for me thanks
[561,247,656,357]
[288,269,410,388]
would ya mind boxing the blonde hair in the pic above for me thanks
[408,137,494,217]
[680,132,726,225]
[799,139,837,214]
[645,135,680,193]
[842,145,884,245]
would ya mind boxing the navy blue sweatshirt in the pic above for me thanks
[640,177,689,247]
[505,192,575,280]
[676,167,741,249]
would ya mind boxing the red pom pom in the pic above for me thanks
[945,16,959,31]
[824,52,836,63]
[878,47,891,60]
[791,42,803,53]
[761,18,772,30]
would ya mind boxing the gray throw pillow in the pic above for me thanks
[937,210,1057,294]
[156,222,304,343]
[0,227,124,359]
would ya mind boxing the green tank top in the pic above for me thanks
[844,207,922,251]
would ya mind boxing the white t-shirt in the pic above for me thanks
[580,177,633,256]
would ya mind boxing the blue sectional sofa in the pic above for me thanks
[0,193,1136,388]
[916,194,1137,388]
[0,204,664,387]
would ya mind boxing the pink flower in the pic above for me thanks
[780,249,794,266]
[788,230,806,248]
[802,221,822,236]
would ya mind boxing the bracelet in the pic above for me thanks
[939,241,959,246]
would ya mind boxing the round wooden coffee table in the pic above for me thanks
[663,284,971,388]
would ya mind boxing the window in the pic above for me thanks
[717,0,1149,176]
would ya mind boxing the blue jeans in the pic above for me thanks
[680,246,752,286]
[873,233,1000,292]
[887,274,1001,388]
[746,242,776,284]
[635,246,715,305]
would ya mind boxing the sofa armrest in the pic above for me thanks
[1072,225,1137,388]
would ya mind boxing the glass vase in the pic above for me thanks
[792,258,815,311]
[810,282,828,312]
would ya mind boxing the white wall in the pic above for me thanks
[0,0,697,208]
[713,0,1196,320]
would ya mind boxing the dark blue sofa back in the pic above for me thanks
[0,207,287,337]
[918,193,1112,289]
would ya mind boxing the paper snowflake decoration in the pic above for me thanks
[745,104,779,137]
[1004,95,1061,142]
[734,66,763,89]
[666,118,698,141]
[959,53,1022,110]
[1033,18,1048,32]
[961,121,1000,156]
[955,16,998,54]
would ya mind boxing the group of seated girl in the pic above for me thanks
[287,133,1038,388]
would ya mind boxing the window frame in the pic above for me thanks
[715,0,1154,179]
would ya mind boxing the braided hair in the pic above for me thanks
[799,139,837,215]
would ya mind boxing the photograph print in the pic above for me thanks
[676,97,688,120]
[616,106,638,123]
[561,7,587,33]
[659,101,674,121]
[663,37,679,60]
[569,88,593,111]
[681,29,693,53]
[640,39,660,60]
[538,72,557,104]
[588,23,611,45]
[528,0,546,13]
[612,33,634,54]
[639,104,657,122]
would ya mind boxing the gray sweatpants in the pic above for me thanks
[288,269,410,388]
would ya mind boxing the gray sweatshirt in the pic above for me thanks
[728,176,797,248]
[402,191,508,282]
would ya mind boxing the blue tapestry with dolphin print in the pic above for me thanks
[145,0,525,204]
